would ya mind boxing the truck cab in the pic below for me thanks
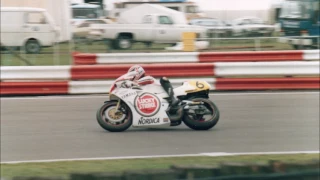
[71,3,105,27]
[278,0,319,49]
[91,13,207,49]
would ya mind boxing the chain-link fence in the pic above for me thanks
[1,35,319,66]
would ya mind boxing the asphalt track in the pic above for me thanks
[1,91,319,162]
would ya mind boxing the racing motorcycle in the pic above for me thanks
[96,73,220,132]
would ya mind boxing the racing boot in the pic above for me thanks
[160,77,180,111]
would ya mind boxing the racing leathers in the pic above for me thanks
[121,74,179,111]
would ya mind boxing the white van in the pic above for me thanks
[0,7,60,54]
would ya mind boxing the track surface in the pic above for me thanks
[1,91,319,162]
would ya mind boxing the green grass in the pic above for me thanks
[0,39,294,66]
[1,154,319,179]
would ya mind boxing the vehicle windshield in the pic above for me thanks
[186,5,200,13]
[280,0,311,19]
[199,20,224,26]
[72,8,100,19]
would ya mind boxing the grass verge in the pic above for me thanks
[0,40,293,66]
[1,153,319,179]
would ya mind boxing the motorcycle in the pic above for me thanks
[96,72,220,132]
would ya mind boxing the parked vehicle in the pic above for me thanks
[189,18,233,37]
[278,0,319,49]
[0,7,60,54]
[70,0,107,12]
[231,17,275,37]
[72,19,113,41]
[91,13,207,49]
[71,3,105,27]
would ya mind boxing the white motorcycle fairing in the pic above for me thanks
[110,86,172,128]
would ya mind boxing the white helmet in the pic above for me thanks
[127,65,145,81]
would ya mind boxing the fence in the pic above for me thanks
[1,36,319,66]
[196,35,320,52]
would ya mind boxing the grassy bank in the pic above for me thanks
[1,153,319,179]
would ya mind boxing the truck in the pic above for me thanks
[278,0,319,49]
[110,0,205,21]
[90,13,207,49]
[1,0,71,42]
[0,7,60,54]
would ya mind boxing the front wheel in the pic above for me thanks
[183,98,220,130]
[96,101,132,132]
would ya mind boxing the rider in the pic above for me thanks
[124,65,180,109]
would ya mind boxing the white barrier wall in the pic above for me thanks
[96,52,199,64]
[303,50,320,60]
[214,61,320,76]
[0,66,71,80]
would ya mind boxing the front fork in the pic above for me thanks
[113,99,122,116]
[104,99,124,116]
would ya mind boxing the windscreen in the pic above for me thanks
[72,8,99,19]
[280,0,312,19]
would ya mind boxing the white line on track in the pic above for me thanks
[1,151,318,164]
[1,91,319,100]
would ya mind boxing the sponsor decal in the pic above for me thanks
[163,118,169,122]
[121,92,137,99]
[134,93,161,117]
[138,117,160,125]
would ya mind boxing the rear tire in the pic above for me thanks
[183,98,220,130]
[96,101,132,132]
[25,39,41,54]
[116,36,132,50]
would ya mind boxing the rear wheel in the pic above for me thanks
[96,101,132,132]
[116,36,132,50]
[25,39,41,54]
[183,98,220,130]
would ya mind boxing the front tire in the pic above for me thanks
[96,101,132,132]
[183,98,220,130]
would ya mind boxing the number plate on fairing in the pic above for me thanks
[186,80,211,93]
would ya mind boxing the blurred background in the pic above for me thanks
[0,0,319,66]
